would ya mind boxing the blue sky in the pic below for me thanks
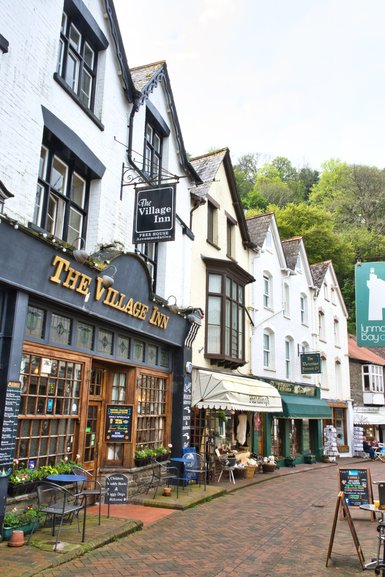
[114,0,385,171]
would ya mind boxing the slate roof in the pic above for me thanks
[281,237,302,271]
[246,213,274,249]
[189,149,228,201]
[310,260,331,289]
[349,334,385,365]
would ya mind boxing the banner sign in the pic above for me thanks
[356,262,385,347]
[133,184,176,243]
[300,353,321,374]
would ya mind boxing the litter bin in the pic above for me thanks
[0,468,12,541]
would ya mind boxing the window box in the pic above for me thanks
[304,454,316,464]
[2,520,40,541]
[8,481,36,497]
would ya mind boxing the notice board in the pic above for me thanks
[105,404,132,442]
[105,474,129,504]
[339,467,372,507]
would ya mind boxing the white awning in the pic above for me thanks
[192,369,283,413]
[353,406,385,426]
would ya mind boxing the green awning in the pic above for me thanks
[280,393,332,419]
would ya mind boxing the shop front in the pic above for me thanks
[0,220,195,478]
[324,401,350,454]
[190,369,283,475]
[266,381,332,465]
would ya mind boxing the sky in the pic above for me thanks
[114,0,385,172]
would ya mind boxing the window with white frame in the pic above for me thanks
[34,143,88,245]
[323,282,329,300]
[331,286,336,305]
[318,310,326,341]
[283,282,290,317]
[334,318,340,346]
[285,337,293,379]
[362,365,384,393]
[300,294,308,325]
[320,357,328,389]
[296,255,302,273]
[143,118,162,181]
[263,329,275,369]
[263,273,272,309]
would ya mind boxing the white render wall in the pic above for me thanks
[249,232,317,386]
[190,159,252,375]
[0,0,194,306]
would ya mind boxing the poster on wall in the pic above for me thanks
[133,184,176,243]
[105,405,132,442]
[355,262,385,347]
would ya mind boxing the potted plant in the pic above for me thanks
[134,448,155,467]
[304,454,316,464]
[285,454,296,467]
[2,506,43,540]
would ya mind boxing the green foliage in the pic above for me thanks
[4,506,43,528]
[9,460,79,485]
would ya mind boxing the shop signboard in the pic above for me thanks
[300,353,321,374]
[105,405,132,442]
[105,474,129,504]
[133,184,176,243]
[339,467,372,507]
[0,381,21,467]
[356,261,385,347]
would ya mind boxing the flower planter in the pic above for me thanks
[304,455,316,464]
[7,481,36,497]
[2,520,40,541]
[262,463,276,474]
[244,465,257,479]
[134,457,151,467]
[285,457,296,468]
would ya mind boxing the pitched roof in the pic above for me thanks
[190,148,253,247]
[129,61,201,184]
[348,334,385,365]
[189,149,228,201]
[310,260,331,289]
[281,237,302,271]
[246,213,274,249]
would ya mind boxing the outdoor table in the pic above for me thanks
[46,474,86,493]
[360,503,385,570]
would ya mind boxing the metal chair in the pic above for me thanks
[71,465,105,525]
[148,459,179,499]
[375,447,385,463]
[28,480,86,550]
[183,452,207,491]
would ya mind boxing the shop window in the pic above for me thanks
[136,373,169,448]
[50,313,72,345]
[111,372,127,402]
[362,364,384,393]
[133,340,145,362]
[90,368,103,397]
[289,419,302,455]
[148,344,158,365]
[77,321,94,350]
[25,305,46,339]
[97,329,113,354]
[117,335,130,359]
[270,418,283,457]
[34,144,89,245]
[159,348,170,368]
[17,353,82,467]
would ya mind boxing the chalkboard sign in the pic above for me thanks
[105,473,129,504]
[105,405,132,442]
[0,382,21,467]
[339,467,372,507]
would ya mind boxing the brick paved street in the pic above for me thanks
[35,460,385,577]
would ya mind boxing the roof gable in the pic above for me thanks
[246,212,287,267]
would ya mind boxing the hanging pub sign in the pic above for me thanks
[300,353,321,374]
[355,261,385,347]
[133,184,176,243]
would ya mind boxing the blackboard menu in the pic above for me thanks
[105,473,129,504]
[105,405,132,442]
[339,468,372,507]
[0,382,21,467]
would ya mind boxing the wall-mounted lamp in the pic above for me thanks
[72,237,89,265]
[100,265,117,289]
